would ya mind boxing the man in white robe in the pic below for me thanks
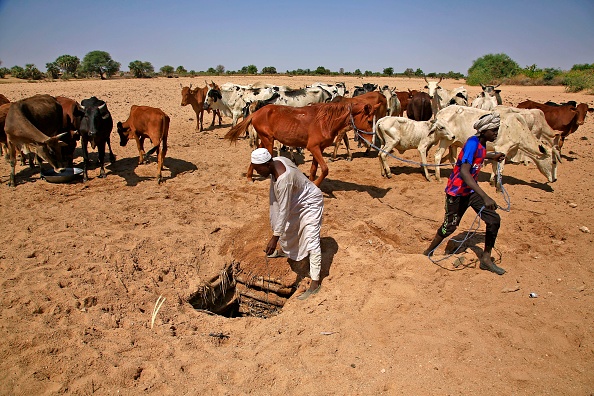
[251,148,324,300]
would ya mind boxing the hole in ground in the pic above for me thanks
[189,262,299,318]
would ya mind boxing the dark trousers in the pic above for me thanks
[437,193,500,249]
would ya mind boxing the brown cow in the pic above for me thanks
[517,99,594,148]
[395,90,415,116]
[225,101,379,187]
[0,94,9,106]
[407,91,433,122]
[55,96,84,167]
[0,102,11,156]
[330,91,388,160]
[180,83,222,132]
[4,94,68,186]
[117,105,169,184]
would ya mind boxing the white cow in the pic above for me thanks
[309,82,348,99]
[203,82,275,126]
[375,116,455,180]
[431,105,557,187]
[424,76,469,117]
[471,94,498,110]
[265,85,332,107]
[380,86,402,117]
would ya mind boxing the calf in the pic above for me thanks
[4,94,68,186]
[117,105,170,184]
[180,83,222,132]
[380,86,401,117]
[375,116,455,180]
[79,97,116,181]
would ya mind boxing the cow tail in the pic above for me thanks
[224,113,253,142]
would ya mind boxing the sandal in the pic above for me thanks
[297,285,322,300]
[266,249,286,258]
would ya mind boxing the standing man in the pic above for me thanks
[251,148,325,300]
[423,112,506,275]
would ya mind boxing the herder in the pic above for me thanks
[423,112,507,275]
[250,148,325,299]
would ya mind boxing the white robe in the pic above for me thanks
[269,157,324,261]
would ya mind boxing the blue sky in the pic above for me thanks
[0,0,593,74]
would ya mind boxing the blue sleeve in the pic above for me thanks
[460,137,478,164]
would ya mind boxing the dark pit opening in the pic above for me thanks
[189,262,298,319]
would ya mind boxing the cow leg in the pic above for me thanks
[97,141,106,178]
[216,110,222,126]
[308,146,328,187]
[417,140,435,181]
[157,141,167,184]
[135,136,146,165]
[106,138,116,163]
[8,143,17,187]
[199,109,204,132]
[433,143,450,182]
[331,128,348,161]
[81,137,90,182]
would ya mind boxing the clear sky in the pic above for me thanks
[0,0,593,75]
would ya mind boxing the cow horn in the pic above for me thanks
[438,76,443,84]
[423,76,428,83]
[480,83,486,89]
[189,83,193,90]
[98,103,106,111]
[179,83,183,88]
[494,83,501,88]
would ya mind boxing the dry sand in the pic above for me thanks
[0,76,593,395]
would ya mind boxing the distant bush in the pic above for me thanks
[563,70,594,93]
[467,53,520,86]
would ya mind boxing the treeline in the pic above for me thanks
[0,51,592,93]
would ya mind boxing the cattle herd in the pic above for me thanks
[0,79,592,188]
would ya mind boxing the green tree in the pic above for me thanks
[354,69,362,76]
[176,66,187,75]
[383,67,394,76]
[414,68,424,76]
[207,67,217,74]
[0,67,9,78]
[55,54,80,76]
[46,62,60,79]
[403,68,414,77]
[128,60,154,78]
[10,65,25,78]
[570,63,594,72]
[467,53,520,85]
[160,65,174,76]
[22,64,43,80]
[81,51,120,79]
[261,66,277,74]
[215,65,225,74]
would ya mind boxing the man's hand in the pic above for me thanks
[265,235,280,256]
[491,152,506,162]
[483,195,498,210]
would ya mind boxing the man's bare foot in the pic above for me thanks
[479,255,505,275]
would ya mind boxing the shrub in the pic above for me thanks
[563,70,594,93]
[467,53,520,85]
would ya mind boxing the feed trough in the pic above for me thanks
[41,167,83,183]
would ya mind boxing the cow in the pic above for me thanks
[380,85,402,117]
[203,82,276,126]
[495,105,561,165]
[117,105,169,184]
[4,94,68,187]
[516,99,594,148]
[55,96,85,167]
[309,82,348,99]
[353,83,377,97]
[375,116,455,180]
[394,90,415,116]
[0,94,9,106]
[79,97,116,181]
[471,84,503,111]
[0,102,12,156]
[330,91,388,160]
[424,76,468,116]
[407,91,433,121]
[225,101,379,187]
[180,82,222,132]
[432,105,557,187]
[545,101,578,107]
[264,85,332,107]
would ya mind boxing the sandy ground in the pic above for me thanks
[0,76,593,395]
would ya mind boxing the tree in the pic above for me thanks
[160,65,175,76]
[403,68,414,77]
[176,66,187,75]
[46,62,60,79]
[467,53,520,85]
[339,68,344,74]
[315,66,330,75]
[10,66,25,78]
[0,67,8,78]
[55,54,80,76]
[414,68,424,77]
[207,67,217,74]
[261,66,277,74]
[128,60,154,78]
[215,65,225,74]
[383,67,394,76]
[81,51,120,79]
[354,69,362,76]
